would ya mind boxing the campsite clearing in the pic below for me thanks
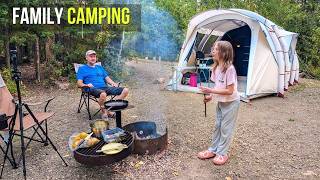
[1,59,319,179]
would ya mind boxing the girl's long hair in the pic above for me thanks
[212,41,234,74]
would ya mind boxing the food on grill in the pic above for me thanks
[79,132,89,139]
[97,143,128,155]
[69,132,99,151]
[72,139,82,149]
[87,137,100,147]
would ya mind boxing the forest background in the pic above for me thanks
[0,0,319,93]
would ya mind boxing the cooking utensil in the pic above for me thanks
[90,120,109,138]
[104,100,128,111]
[204,94,207,117]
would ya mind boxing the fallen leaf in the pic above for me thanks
[173,171,179,176]
[134,161,144,169]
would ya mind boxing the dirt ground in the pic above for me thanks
[1,60,320,179]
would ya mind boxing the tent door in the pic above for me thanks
[220,25,251,76]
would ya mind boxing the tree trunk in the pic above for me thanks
[5,27,10,68]
[5,40,10,68]
[34,36,41,82]
[45,36,54,62]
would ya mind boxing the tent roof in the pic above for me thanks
[187,8,297,37]
[198,19,247,36]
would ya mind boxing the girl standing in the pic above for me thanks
[198,41,240,165]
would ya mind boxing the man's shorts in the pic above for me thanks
[89,87,124,98]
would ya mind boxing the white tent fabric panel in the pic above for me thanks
[186,10,232,38]
[245,22,260,96]
[248,29,278,95]
[274,26,292,90]
[267,25,285,94]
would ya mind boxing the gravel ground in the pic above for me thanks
[1,59,320,179]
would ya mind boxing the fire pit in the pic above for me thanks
[73,132,133,166]
[123,121,168,155]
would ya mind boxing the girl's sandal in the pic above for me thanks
[197,150,216,160]
[212,155,228,165]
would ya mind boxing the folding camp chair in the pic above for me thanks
[74,63,118,120]
[0,78,68,179]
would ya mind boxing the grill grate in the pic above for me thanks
[76,132,133,156]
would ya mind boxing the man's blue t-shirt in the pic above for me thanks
[77,65,109,88]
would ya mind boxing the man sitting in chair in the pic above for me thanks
[77,50,129,118]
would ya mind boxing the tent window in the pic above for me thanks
[202,35,218,55]
[195,33,205,50]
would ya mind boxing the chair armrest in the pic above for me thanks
[107,82,122,87]
[24,97,55,112]
[78,86,92,92]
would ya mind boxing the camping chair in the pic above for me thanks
[74,63,118,120]
[0,78,67,179]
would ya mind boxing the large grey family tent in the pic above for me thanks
[168,9,299,100]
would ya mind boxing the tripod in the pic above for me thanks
[0,49,68,180]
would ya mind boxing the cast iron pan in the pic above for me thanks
[104,100,128,111]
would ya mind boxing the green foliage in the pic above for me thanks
[95,31,115,48]
[42,59,63,86]
[0,68,26,95]
[10,32,36,46]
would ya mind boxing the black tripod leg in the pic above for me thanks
[44,121,48,146]
[0,105,18,178]
[9,133,17,169]
[0,132,17,178]
[0,144,14,167]
[0,135,16,168]
[18,104,27,180]
[24,105,68,166]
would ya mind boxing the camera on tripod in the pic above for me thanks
[9,47,21,81]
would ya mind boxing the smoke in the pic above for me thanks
[122,0,182,61]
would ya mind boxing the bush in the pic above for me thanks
[42,58,64,86]
[0,67,26,95]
